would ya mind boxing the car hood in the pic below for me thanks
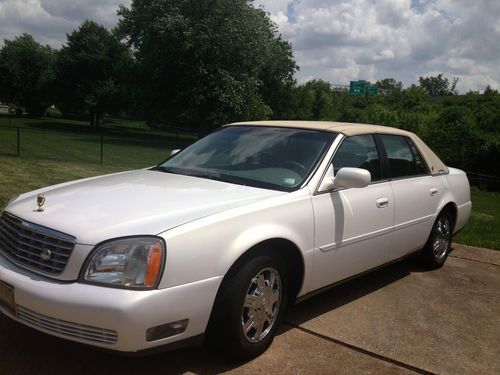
[6,169,284,245]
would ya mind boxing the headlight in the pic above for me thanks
[83,237,165,289]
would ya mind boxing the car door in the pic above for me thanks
[378,134,444,257]
[310,134,395,291]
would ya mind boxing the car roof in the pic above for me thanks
[226,121,449,175]
[227,120,414,137]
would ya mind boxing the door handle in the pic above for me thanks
[430,188,438,197]
[376,198,389,208]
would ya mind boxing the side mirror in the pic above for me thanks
[333,167,371,188]
[170,149,181,156]
[319,166,371,192]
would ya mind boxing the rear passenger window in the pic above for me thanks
[332,135,381,181]
[380,135,427,178]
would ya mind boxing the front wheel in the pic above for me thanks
[206,254,288,360]
[422,211,453,268]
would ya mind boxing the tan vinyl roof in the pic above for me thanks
[227,121,448,175]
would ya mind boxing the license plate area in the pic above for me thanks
[0,280,16,315]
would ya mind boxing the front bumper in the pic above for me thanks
[0,254,222,352]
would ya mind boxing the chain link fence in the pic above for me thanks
[0,125,198,169]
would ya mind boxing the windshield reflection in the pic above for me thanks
[156,126,336,191]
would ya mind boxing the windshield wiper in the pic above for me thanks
[183,170,226,181]
[151,166,229,182]
[150,165,178,174]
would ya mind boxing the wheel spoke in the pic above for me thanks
[269,289,279,305]
[256,274,266,290]
[254,320,264,338]
[268,271,276,289]
[244,294,260,310]
[243,317,256,334]
[263,315,273,326]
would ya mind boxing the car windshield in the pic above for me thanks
[154,126,337,191]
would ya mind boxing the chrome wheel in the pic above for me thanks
[241,267,281,343]
[433,216,451,260]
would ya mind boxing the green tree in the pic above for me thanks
[54,20,132,126]
[258,38,298,119]
[305,80,336,120]
[375,78,403,92]
[0,34,55,115]
[287,85,315,120]
[418,73,459,96]
[362,103,398,126]
[422,106,482,170]
[117,0,297,129]
[397,85,433,112]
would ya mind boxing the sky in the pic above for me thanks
[0,0,499,93]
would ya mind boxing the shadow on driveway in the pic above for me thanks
[284,256,428,327]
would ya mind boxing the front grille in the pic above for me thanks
[17,306,118,345]
[0,212,76,275]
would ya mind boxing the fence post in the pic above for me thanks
[100,134,104,165]
[17,127,20,157]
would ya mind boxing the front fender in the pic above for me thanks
[158,189,315,290]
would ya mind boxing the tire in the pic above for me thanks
[422,210,453,269]
[206,253,288,360]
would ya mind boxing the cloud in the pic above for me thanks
[0,0,130,47]
[256,0,500,92]
[40,0,126,26]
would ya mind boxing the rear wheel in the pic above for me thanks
[206,253,287,360]
[422,211,453,268]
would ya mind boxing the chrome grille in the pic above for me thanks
[17,306,118,345]
[0,212,76,275]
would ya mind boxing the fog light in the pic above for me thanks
[146,319,189,342]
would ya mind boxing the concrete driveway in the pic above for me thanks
[1,244,499,375]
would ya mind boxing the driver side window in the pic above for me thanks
[332,135,381,181]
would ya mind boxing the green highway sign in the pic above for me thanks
[349,80,378,96]
[349,80,366,95]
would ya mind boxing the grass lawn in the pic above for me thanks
[454,189,500,250]
[0,126,175,168]
[0,113,201,168]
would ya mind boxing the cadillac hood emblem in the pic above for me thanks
[36,193,46,212]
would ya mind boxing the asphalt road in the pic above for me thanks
[1,244,499,375]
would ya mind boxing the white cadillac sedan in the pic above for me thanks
[0,121,471,359]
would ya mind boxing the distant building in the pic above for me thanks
[0,104,9,114]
